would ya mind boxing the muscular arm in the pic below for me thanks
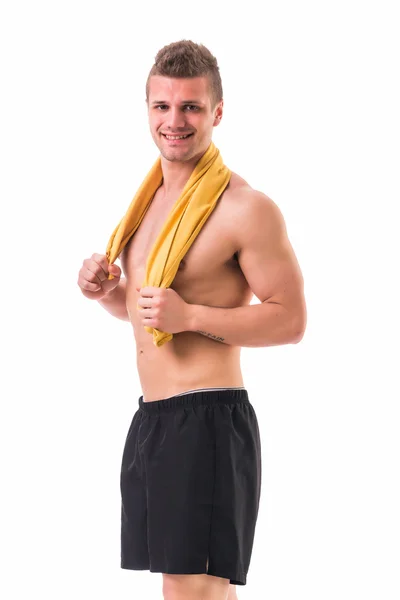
[187,302,299,348]
[186,191,307,347]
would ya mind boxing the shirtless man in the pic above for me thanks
[78,40,306,600]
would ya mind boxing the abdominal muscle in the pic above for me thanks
[133,327,245,402]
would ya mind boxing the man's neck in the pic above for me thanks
[159,148,206,198]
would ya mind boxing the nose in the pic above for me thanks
[165,107,186,130]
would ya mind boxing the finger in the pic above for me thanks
[142,317,156,327]
[78,268,102,291]
[79,265,103,288]
[91,253,110,273]
[84,258,108,282]
[143,318,156,326]
[91,253,111,279]
[79,280,102,292]
[138,308,155,318]
[139,286,158,297]
[109,264,121,276]
[137,297,153,308]
[83,259,107,282]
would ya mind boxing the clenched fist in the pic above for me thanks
[136,286,193,334]
[77,253,122,300]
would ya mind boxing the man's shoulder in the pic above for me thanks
[225,171,276,213]
[225,171,252,196]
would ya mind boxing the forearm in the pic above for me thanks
[186,301,303,348]
[97,278,130,321]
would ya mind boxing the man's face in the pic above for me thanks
[147,75,223,163]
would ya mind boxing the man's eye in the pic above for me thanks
[154,105,199,111]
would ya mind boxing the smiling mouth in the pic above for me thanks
[161,133,194,140]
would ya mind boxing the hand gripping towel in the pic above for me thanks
[105,142,231,347]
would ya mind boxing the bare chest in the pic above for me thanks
[120,188,246,303]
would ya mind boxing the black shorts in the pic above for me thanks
[120,387,262,586]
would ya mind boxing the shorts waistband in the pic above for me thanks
[138,387,249,414]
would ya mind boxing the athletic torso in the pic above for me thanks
[120,171,254,401]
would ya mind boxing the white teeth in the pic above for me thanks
[164,134,191,140]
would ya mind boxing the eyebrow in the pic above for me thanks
[150,100,205,106]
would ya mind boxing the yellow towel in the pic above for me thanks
[105,141,231,347]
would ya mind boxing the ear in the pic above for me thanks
[213,100,223,126]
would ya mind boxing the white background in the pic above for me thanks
[1,1,399,599]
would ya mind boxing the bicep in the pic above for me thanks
[236,193,305,316]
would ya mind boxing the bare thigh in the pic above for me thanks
[162,573,231,600]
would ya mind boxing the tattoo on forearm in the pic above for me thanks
[196,330,225,343]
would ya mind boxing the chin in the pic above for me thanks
[160,146,197,162]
